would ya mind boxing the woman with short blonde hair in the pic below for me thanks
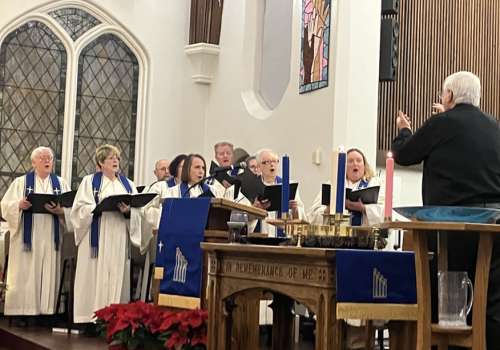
[71,144,141,325]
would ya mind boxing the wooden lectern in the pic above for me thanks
[153,198,267,309]
[204,198,268,242]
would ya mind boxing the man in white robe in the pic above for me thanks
[71,144,141,323]
[1,147,71,316]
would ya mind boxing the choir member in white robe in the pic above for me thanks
[136,155,186,301]
[143,154,250,228]
[208,141,247,197]
[0,147,72,316]
[71,144,141,323]
[308,148,384,227]
[246,156,261,176]
[307,148,387,349]
[253,149,306,237]
[153,159,170,182]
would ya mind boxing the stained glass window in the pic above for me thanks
[49,8,101,41]
[0,21,66,198]
[72,34,138,189]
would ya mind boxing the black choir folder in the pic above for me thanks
[27,191,77,214]
[209,161,239,186]
[261,183,299,212]
[321,184,380,205]
[237,169,264,202]
[92,193,157,214]
[236,169,298,211]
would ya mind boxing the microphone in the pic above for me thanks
[212,162,247,173]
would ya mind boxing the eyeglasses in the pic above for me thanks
[37,155,53,162]
[261,159,279,165]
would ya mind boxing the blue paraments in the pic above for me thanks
[336,249,417,304]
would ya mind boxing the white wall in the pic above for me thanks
[0,0,423,207]
[203,0,382,207]
[377,167,423,207]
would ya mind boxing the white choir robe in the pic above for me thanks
[134,181,162,301]
[71,174,141,323]
[307,178,384,226]
[1,173,72,315]
[258,179,307,237]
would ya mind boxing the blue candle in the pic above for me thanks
[335,150,346,213]
[281,154,290,215]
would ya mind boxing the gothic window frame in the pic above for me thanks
[0,19,69,198]
[0,1,150,190]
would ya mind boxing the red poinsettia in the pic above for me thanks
[94,301,208,350]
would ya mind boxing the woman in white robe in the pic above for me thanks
[307,148,387,349]
[144,154,251,230]
[0,147,71,316]
[253,149,306,237]
[308,148,384,227]
[71,144,140,323]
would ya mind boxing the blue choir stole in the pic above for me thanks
[90,172,132,258]
[166,177,176,188]
[180,182,210,198]
[155,197,211,308]
[350,179,369,226]
[23,171,61,251]
[230,168,239,176]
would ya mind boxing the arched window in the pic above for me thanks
[258,0,293,109]
[0,21,67,197]
[49,8,101,41]
[71,34,139,188]
[0,2,148,195]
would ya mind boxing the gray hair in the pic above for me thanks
[255,149,277,163]
[443,71,481,107]
[30,146,54,161]
[213,141,234,152]
[154,159,170,170]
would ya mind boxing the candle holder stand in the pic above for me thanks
[266,212,388,249]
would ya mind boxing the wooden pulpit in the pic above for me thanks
[204,198,267,242]
[153,198,267,310]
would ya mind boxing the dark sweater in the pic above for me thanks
[391,104,500,205]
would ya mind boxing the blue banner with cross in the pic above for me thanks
[155,198,211,303]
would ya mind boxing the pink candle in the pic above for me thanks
[384,152,394,220]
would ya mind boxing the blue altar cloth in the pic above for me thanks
[336,249,417,304]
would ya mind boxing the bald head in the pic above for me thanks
[154,159,170,181]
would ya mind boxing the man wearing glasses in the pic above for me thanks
[1,147,71,324]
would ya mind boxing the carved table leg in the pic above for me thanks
[231,291,260,350]
[315,291,341,350]
[389,321,416,349]
[271,293,294,350]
